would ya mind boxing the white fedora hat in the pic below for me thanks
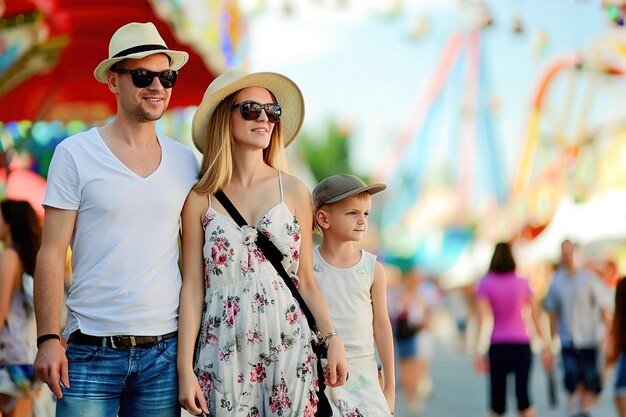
[192,69,304,153]
[94,22,189,83]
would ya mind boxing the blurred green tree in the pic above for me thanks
[299,119,353,182]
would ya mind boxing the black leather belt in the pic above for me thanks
[68,330,177,349]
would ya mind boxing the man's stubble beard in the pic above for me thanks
[132,103,166,123]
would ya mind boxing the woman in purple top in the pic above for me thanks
[474,242,553,417]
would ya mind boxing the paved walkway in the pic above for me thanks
[393,341,615,417]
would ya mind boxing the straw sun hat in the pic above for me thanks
[191,70,305,153]
[94,22,189,83]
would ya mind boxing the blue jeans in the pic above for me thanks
[57,337,179,417]
[395,336,418,360]
[615,353,626,396]
[561,345,602,395]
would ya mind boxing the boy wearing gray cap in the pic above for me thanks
[312,174,395,415]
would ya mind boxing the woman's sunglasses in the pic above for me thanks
[112,69,178,89]
[232,101,282,123]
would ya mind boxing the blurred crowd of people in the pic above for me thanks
[0,200,56,417]
[384,238,623,417]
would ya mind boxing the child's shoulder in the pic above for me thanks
[358,249,379,264]
[354,249,378,276]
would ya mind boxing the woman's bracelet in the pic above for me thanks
[322,330,338,347]
[36,333,61,347]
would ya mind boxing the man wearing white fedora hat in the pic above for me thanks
[33,22,199,416]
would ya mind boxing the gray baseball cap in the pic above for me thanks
[312,174,386,209]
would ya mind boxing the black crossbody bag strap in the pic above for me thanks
[213,190,332,416]
[214,191,317,330]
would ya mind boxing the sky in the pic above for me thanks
[243,0,621,190]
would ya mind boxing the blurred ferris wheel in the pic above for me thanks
[513,28,626,229]
[371,1,626,271]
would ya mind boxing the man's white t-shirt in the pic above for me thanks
[44,127,199,338]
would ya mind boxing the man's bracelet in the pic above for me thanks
[36,333,61,347]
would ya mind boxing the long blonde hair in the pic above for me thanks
[194,89,290,195]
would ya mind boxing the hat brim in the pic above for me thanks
[93,50,189,83]
[323,183,387,205]
[191,71,304,153]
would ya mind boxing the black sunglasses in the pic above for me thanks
[232,101,282,123]
[112,69,178,89]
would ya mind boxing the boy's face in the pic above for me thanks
[319,193,372,242]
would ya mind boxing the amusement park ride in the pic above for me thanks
[512,29,626,265]
[1,1,626,281]
[0,0,249,122]
[0,0,246,217]
[372,27,505,274]
[373,1,626,280]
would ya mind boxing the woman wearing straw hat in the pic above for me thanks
[177,70,348,416]
[33,22,199,417]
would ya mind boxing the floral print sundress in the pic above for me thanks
[194,172,318,417]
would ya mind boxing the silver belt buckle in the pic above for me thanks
[110,336,119,349]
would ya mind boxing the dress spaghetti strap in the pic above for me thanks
[278,171,284,202]
[208,194,212,207]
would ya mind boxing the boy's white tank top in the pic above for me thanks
[313,246,377,360]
